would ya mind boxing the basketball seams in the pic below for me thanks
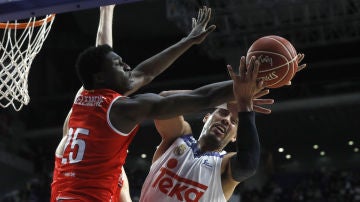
[248,50,290,87]
[247,50,289,72]
[246,35,297,88]
[265,36,293,59]
[266,36,296,77]
[263,36,296,87]
[267,61,290,87]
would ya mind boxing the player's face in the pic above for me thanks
[102,51,132,93]
[199,108,238,151]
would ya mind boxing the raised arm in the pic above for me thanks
[96,5,114,47]
[124,6,216,96]
[74,5,114,93]
[221,57,263,200]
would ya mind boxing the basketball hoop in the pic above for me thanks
[0,14,55,111]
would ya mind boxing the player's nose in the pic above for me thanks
[221,116,231,126]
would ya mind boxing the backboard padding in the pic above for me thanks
[0,0,142,21]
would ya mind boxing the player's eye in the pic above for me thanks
[218,109,228,116]
[231,118,238,125]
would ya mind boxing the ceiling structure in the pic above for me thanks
[134,0,360,165]
[0,0,359,191]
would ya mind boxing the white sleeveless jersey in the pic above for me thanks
[140,135,227,202]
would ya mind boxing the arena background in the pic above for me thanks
[0,0,359,201]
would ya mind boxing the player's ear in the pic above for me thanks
[94,72,105,83]
[203,113,211,123]
[231,137,237,142]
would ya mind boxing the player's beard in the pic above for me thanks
[199,133,222,152]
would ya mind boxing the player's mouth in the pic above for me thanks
[211,124,226,138]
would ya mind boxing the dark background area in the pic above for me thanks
[0,0,360,200]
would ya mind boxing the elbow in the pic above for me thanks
[231,153,260,182]
[241,164,258,179]
[239,157,259,179]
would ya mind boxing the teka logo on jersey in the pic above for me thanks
[152,158,208,202]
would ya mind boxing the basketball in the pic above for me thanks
[246,35,298,88]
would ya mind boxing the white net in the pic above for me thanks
[0,14,55,111]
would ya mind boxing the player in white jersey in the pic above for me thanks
[140,56,274,202]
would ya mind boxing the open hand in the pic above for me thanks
[186,6,216,44]
[227,56,263,112]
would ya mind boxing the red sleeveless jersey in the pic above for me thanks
[56,89,138,201]
[50,155,61,202]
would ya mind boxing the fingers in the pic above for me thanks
[253,60,260,80]
[253,105,272,114]
[297,63,307,72]
[205,25,216,33]
[239,56,246,78]
[227,65,236,80]
[253,98,274,105]
[253,98,274,115]
[196,6,212,27]
[297,53,305,63]
[257,79,264,89]
[246,56,260,80]
[197,7,202,22]
[203,6,212,26]
[254,89,270,99]
[296,53,307,72]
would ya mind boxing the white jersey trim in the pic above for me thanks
[107,96,137,136]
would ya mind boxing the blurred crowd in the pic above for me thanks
[1,110,360,201]
[1,167,359,202]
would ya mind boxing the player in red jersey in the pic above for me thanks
[51,4,218,202]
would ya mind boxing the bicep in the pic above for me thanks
[109,94,163,133]
[112,92,208,127]
[154,116,192,140]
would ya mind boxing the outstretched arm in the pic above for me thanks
[221,57,262,200]
[96,5,114,47]
[74,5,114,93]
[124,6,216,96]
[111,79,234,133]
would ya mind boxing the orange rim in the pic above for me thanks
[0,14,55,29]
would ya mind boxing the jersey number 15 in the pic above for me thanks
[62,127,89,164]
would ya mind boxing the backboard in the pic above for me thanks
[0,0,143,22]
[0,0,143,111]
